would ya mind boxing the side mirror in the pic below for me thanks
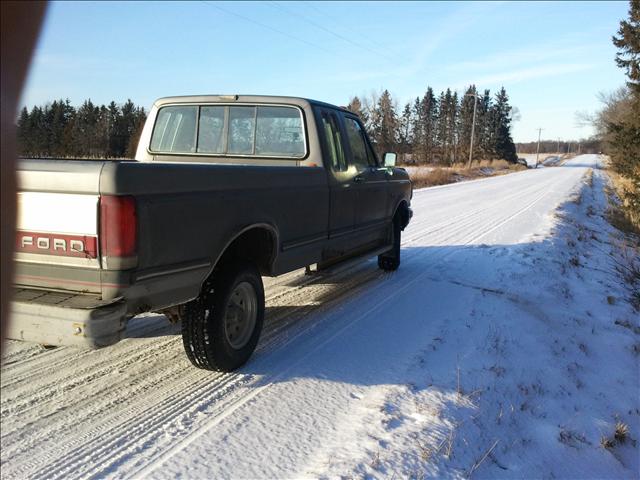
[383,152,397,167]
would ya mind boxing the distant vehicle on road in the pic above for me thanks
[10,95,413,371]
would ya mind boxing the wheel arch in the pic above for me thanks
[204,223,279,286]
[393,199,411,230]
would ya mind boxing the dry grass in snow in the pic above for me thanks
[405,160,527,189]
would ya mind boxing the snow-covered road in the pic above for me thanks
[2,155,638,479]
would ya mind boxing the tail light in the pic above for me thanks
[100,195,137,263]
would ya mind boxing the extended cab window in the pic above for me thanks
[344,116,376,171]
[151,104,305,158]
[320,111,347,172]
[150,106,197,153]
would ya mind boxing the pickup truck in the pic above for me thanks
[10,95,413,371]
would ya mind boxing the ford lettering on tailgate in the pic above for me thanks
[16,231,98,258]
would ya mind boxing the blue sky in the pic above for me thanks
[21,1,628,142]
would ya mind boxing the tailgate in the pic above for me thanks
[14,159,104,293]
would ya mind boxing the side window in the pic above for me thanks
[363,129,378,165]
[197,106,225,153]
[344,117,375,171]
[255,106,304,157]
[320,111,347,172]
[228,106,256,154]
[150,106,197,153]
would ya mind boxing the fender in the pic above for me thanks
[200,222,280,289]
[392,199,412,230]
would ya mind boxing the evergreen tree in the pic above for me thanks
[397,102,414,161]
[413,87,437,163]
[598,0,640,223]
[371,90,398,156]
[609,0,640,180]
[489,87,517,162]
[477,89,493,159]
[107,101,122,157]
[16,107,32,156]
[29,106,47,157]
[96,105,110,157]
[48,99,74,156]
[346,96,368,126]
[71,99,98,156]
[436,89,455,164]
[411,96,423,162]
[613,0,640,94]
[448,92,459,164]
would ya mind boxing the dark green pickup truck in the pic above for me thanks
[11,95,413,371]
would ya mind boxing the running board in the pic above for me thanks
[310,244,392,276]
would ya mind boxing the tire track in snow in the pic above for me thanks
[2,260,386,479]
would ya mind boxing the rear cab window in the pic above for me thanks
[197,106,225,154]
[150,104,306,158]
[150,106,198,153]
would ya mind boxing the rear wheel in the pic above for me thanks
[378,214,401,271]
[181,261,264,371]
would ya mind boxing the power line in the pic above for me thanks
[200,1,334,54]
[304,2,390,52]
[268,1,400,63]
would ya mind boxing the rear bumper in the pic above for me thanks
[8,290,127,348]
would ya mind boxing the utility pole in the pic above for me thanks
[535,128,543,168]
[557,138,560,155]
[466,93,478,169]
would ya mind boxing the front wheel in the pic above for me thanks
[378,215,401,271]
[181,261,265,371]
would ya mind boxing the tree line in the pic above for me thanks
[515,139,601,155]
[347,85,518,165]
[16,85,518,164]
[16,99,147,158]
[592,0,639,227]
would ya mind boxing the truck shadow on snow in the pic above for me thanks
[123,236,595,391]
[234,242,555,381]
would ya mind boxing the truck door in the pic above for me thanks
[341,114,389,245]
[316,108,357,247]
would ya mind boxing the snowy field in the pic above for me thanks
[1,155,638,479]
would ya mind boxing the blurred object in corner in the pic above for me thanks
[1,1,47,355]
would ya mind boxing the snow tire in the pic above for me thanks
[181,261,265,371]
[378,214,401,271]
